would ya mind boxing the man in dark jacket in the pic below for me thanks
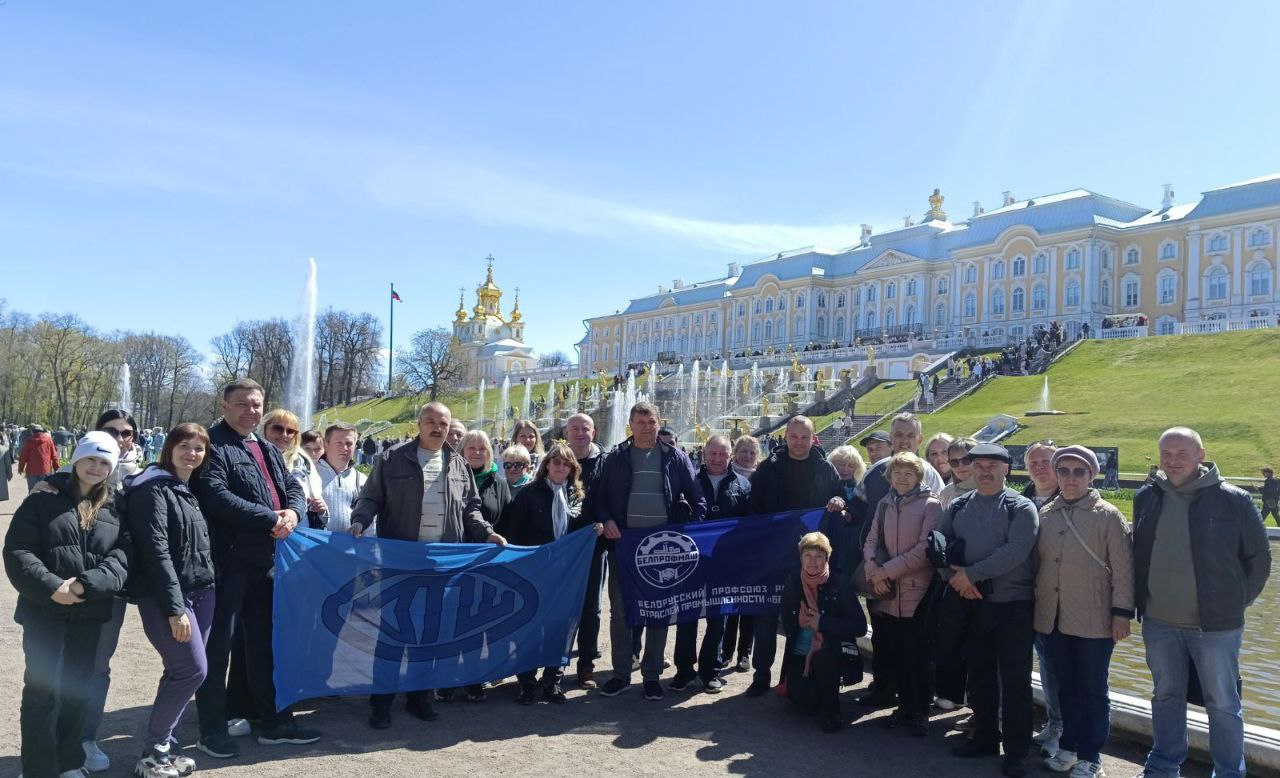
[671,434,750,695]
[348,401,506,727]
[191,379,317,758]
[596,401,705,701]
[1261,466,1280,526]
[1134,427,1270,778]
[566,412,608,687]
[743,415,845,697]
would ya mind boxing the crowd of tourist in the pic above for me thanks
[0,382,1272,778]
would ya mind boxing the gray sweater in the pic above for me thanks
[939,487,1039,603]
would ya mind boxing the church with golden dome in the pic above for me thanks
[452,256,537,384]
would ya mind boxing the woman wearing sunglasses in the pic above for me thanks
[1034,445,1134,777]
[500,444,534,494]
[262,409,327,529]
[937,437,978,509]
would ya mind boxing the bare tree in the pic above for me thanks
[397,328,469,400]
[539,350,570,368]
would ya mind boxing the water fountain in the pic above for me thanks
[476,378,486,432]
[689,359,700,429]
[497,376,511,438]
[545,378,557,428]
[1026,374,1064,416]
[285,257,319,431]
[117,363,132,414]
[607,388,627,448]
[520,378,532,421]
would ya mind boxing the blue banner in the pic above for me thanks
[272,527,597,709]
[613,509,824,628]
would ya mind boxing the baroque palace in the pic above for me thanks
[577,173,1280,377]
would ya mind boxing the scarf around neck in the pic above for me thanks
[801,562,831,676]
[472,461,498,490]
[547,478,569,539]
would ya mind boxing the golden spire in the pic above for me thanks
[509,286,523,323]
[925,187,947,222]
[454,287,468,323]
[472,254,504,321]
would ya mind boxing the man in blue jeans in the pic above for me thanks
[1133,426,1271,778]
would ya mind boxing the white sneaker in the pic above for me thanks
[934,696,958,711]
[133,753,180,778]
[1033,723,1063,744]
[82,741,110,772]
[1069,760,1104,777]
[226,718,252,737]
[1044,749,1078,773]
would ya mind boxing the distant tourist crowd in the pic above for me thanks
[0,379,1273,778]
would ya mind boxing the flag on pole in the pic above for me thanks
[391,289,403,302]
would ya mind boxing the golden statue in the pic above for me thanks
[597,370,609,394]
[695,423,710,444]
[791,356,803,376]
[926,188,947,221]
[761,396,770,417]
[865,345,876,363]
[741,375,750,396]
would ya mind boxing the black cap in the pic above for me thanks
[968,442,1011,463]
[658,426,677,440]
[860,430,890,446]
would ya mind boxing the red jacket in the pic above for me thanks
[18,434,59,477]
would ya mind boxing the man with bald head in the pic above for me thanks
[742,415,847,698]
[1134,427,1270,778]
[350,401,506,728]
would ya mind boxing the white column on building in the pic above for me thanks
[982,257,992,316]
[1083,240,1097,315]
[951,262,961,326]
[1047,247,1058,319]
[1186,229,1201,316]
[1231,227,1244,310]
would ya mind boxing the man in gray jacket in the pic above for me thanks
[349,401,507,728]
[1133,427,1270,778]
[939,443,1039,778]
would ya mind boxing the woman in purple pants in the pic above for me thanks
[124,423,217,778]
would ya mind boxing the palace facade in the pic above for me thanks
[577,174,1280,375]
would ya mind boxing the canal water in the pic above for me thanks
[1106,547,1280,730]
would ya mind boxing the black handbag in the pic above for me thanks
[838,639,864,686]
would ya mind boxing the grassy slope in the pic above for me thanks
[797,380,922,434]
[865,330,1280,478]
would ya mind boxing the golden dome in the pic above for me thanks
[471,255,505,322]
[509,287,523,323]
[454,289,468,323]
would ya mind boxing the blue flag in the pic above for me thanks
[273,527,597,709]
[613,509,824,628]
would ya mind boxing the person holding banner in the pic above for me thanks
[192,379,319,758]
[817,445,867,588]
[565,413,607,688]
[780,531,867,734]
[743,415,845,699]
[501,441,603,704]
[596,401,705,702]
[671,434,750,694]
[349,401,507,728]
[863,451,940,737]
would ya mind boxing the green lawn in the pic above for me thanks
[863,330,1280,478]
[813,379,921,436]
[315,379,579,438]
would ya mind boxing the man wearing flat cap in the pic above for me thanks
[938,442,1040,777]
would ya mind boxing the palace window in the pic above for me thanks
[1101,249,1111,270]
[1034,253,1047,274]
[796,294,805,308]
[1032,285,1047,311]
[1157,316,1177,335]
[1208,234,1228,253]
[763,321,772,340]
[885,308,896,328]
[865,310,877,329]
[736,303,745,317]
[905,305,917,326]
[818,293,827,308]
[1011,287,1025,313]
[1125,248,1140,265]
[816,317,826,337]
[992,289,1006,315]
[1101,279,1112,306]
[963,265,977,284]
[1158,273,1177,304]
[794,315,805,336]
[1012,256,1026,277]
[765,299,774,313]
[1160,242,1177,261]
[753,300,762,314]
[906,279,917,297]
[963,293,977,318]
[992,260,1006,280]
[836,292,846,308]
[1207,267,1228,300]
[868,286,877,302]
[835,316,845,338]
[777,296,786,311]
[886,282,897,299]
[937,277,948,295]
[1250,228,1271,247]
[935,302,947,324]
[752,322,760,342]
[854,288,862,305]
[1124,278,1140,308]
[1065,281,1081,307]
[1065,249,1081,270]
[1250,262,1273,296]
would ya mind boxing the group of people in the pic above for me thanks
[2,385,1272,778]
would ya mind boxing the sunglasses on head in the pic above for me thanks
[502,461,527,470]
[1055,466,1091,479]
[103,427,134,439]
[268,424,299,436]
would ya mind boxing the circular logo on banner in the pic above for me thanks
[634,530,700,589]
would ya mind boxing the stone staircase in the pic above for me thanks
[816,413,883,449]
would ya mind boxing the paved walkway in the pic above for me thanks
[0,474,1203,777]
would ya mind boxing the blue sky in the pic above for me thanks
[3,1,1279,365]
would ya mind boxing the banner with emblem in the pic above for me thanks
[613,509,824,628]
[272,526,597,709]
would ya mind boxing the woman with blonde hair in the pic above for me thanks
[820,445,869,585]
[461,429,512,531]
[262,409,327,529]
[500,444,534,494]
[730,435,761,479]
[499,441,603,704]
[512,420,544,470]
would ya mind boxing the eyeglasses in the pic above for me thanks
[1055,466,1091,479]
[948,456,973,467]
[502,462,528,470]
[103,427,134,439]
[268,424,299,436]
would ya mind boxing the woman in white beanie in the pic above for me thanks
[3,431,131,778]
[1034,444,1135,777]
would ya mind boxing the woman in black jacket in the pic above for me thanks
[3,431,131,778]
[780,531,867,734]
[125,423,215,778]
[500,442,602,704]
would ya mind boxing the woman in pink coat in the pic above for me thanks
[863,451,941,736]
